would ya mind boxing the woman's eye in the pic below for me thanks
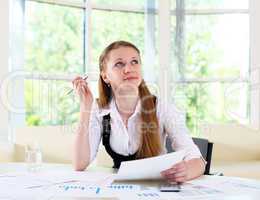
[114,62,125,68]
[131,59,139,65]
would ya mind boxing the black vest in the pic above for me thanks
[102,114,137,169]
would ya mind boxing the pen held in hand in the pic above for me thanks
[66,75,88,95]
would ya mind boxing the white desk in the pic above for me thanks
[0,162,260,200]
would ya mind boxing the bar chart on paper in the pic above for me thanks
[49,183,142,197]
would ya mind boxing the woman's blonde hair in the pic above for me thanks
[98,40,162,159]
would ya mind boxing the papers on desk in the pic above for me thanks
[1,168,260,200]
[116,150,185,180]
[0,170,115,199]
[0,170,115,189]
[190,175,260,192]
[1,161,260,200]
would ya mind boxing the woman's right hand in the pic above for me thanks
[72,76,93,110]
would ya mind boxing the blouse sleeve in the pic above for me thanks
[88,100,102,163]
[159,101,202,161]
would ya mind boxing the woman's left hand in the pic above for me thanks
[160,161,189,183]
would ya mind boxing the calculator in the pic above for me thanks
[159,183,181,192]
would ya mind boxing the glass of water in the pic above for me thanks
[25,143,42,172]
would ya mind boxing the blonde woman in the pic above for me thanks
[73,41,205,183]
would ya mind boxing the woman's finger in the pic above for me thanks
[173,166,186,174]
[161,167,177,176]
[165,173,187,183]
[72,76,88,88]
[75,78,87,90]
[164,170,186,179]
[174,176,187,183]
[79,84,92,100]
[72,76,82,84]
[74,80,82,90]
[172,171,187,179]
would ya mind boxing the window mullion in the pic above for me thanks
[144,0,156,82]
[9,0,26,141]
[175,0,185,81]
[84,0,92,73]
[158,0,170,103]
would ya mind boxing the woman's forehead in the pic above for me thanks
[108,46,139,60]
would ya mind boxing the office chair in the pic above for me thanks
[165,136,213,175]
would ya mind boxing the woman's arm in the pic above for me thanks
[72,76,93,171]
[158,100,206,182]
[73,106,92,171]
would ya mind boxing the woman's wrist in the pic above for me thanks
[186,158,205,180]
[80,101,92,112]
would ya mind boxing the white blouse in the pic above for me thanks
[88,98,202,163]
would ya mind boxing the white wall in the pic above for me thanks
[250,0,260,130]
[0,0,14,162]
[0,0,10,141]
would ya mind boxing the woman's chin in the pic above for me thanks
[118,79,138,87]
[116,85,139,96]
[124,78,142,86]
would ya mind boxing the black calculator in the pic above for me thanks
[159,183,181,192]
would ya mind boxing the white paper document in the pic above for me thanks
[116,150,185,180]
[0,170,116,200]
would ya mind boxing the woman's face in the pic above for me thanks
[101,46,142,93]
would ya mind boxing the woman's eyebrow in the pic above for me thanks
[113,57,138,62]
[114,58,123,62]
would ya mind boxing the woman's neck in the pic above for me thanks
[114,92,139,119]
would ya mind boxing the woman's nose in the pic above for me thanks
[123,62,134,73]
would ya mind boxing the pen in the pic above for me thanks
[66,75,88,95]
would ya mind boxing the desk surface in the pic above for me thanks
[1,162,260,200]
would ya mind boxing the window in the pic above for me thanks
[16,0,252,135]
[24,0,85,125]
[23,0,153,126]
[170,0,249,134]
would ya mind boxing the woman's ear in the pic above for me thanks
[101,71,109,84]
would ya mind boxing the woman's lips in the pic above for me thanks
[124,77,138,80]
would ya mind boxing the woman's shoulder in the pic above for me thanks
[155,97,180,111]
[92,98,111,116]
[155,97,185,118]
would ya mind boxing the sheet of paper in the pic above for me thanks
[0,170,115,191]
[26,170,116,186]
[0,171,116,200]
[189,175,260,192]
[115,150,185,180]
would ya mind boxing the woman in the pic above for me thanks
[73,40,205,183]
